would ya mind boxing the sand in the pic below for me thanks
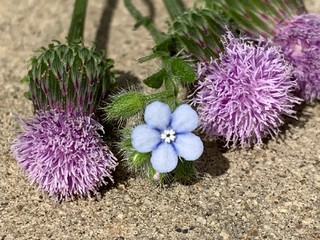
[0,0,319,239]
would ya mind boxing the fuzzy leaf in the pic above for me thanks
[143,69,166,89]
[153,36,176,54]
[138,53,160,63]
[23,91,30,99]
[171,58,196,84]
[20,75,30,84]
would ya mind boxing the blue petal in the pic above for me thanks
[170,104,199,133]
[173,133,203,160]
[131,124,161,153]
[144,101,171,130]
[151,143,178,173]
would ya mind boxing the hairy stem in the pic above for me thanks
[68,0,88,42]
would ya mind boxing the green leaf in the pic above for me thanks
[105,58,114,69]
[20,75,30,84]
[153,36,176,56]
[138,52,160,63]
[171,58,196,84]
[23,91,30,99]
[143,69,166,89]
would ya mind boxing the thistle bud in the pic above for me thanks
[105,91,146,121]
[25,40,115,115]
[168,8,225,61]
[205,0,306,39]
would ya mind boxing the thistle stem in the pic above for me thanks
[124,0,163,42]
[162,0,185,20]
[68,0,88,43]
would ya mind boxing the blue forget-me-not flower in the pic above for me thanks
[131,101,204,173]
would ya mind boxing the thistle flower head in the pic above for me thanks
[192,32,301,147]
[205,1,320,102]
[11,109,117,200]
[25,41,115,115]
[273,14,320,102]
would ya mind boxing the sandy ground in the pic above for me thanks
[0,0,319,239]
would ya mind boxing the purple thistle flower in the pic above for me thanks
[205,1,320,102]
[11,109,117,200]
[191,32,301,147]
[273,14,320,102]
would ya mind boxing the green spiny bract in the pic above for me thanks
[25,40,115,115]
[204,0,306,38]
[168,8,226,61]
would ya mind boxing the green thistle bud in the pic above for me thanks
[25,40,115,115]
[168,8,225,61]
[105,90,175,121]
[205,0,306,38]
[105,91,146,121]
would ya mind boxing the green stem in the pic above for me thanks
[124,0,180,100]
[124,0,163,42]
[67,0,88,43]
[162,0,185,20]
[146,91,174,101]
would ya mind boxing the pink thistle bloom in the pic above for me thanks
[12,110,117,200]
[205,1,319,102]
[192,32,301,147]
[273,14,320,102]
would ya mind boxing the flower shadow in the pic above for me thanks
[176,139,230,186]
[95,70,143,199]
[262,102,313,145]
[112,70,142,90]
[196,140,230,177]
[94,0,118,52]
[96,160,132,199]
[95,70,141,123]
[281,102,313,129]
[94,0,157,52]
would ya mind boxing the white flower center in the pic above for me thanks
[161,129,176,143]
